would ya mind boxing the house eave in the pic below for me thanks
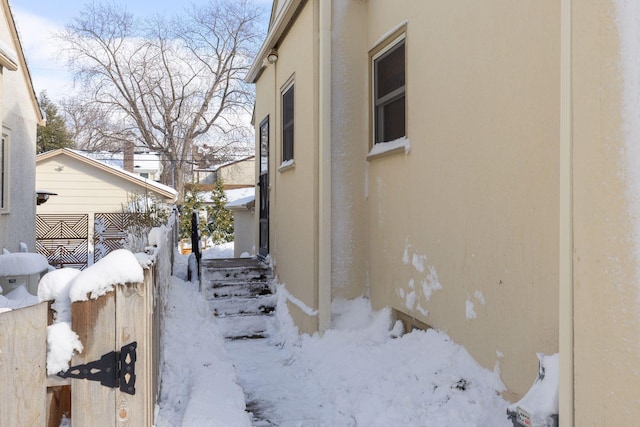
[246,0,306,84]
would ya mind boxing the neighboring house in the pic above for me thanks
[81,150,163,181]
[35,148,177,268]
[0,0,45,253]
[194,155,256,189]
[248,0,639,424]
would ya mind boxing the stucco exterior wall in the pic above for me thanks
[0,5,39,253]
[231,207,255,258]
[254,1,320,334]
[572,1,640,423]
[364,0,560,399]
[218,158,256,188]
[330,0,369,300]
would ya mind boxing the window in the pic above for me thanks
[282,84,294,162]
[0,133,7,212]
[373,35,406,144]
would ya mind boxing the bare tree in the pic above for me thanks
[58,0,262,198]
[61,95,132,152]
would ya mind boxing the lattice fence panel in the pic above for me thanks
[36,214,89,269]
[94,213,135,263]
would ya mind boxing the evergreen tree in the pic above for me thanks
[179,190,206,239]
[206,179,234,244]
[37,91,74,153]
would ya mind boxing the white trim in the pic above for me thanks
[371,33,407,146]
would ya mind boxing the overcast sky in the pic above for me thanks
[10,0,271,102]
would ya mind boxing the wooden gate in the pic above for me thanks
[68,268,156,426]
[36,214,89,269]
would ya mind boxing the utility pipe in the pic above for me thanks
[559,0,574,424]
[318,0,332,332]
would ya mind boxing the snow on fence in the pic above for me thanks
[0,216,176,427]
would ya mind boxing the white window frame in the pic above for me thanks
[281,78,295,165]
[371,30,407,146]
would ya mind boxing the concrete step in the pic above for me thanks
[210,294,276,317]
[200,258,273,283]
[202,280,272,299]
[201,268,272,283]
[216,313,273,339]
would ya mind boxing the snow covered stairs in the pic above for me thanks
[200,258,275,339]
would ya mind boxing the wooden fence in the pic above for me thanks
[0,218,175,426]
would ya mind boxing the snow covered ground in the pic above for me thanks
[0,241,515,426]
[156,248,513,426]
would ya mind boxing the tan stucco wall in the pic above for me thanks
[254,1,320,334]
[364,1,560,399]
[572,1,640,424]
[231,207,255,257]
[0,6,39,253]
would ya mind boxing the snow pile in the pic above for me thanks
[202,241,234,259]
[68,249,144,302]
[0,284,39,312]
[224,291,511,426]
[46,322,84,375]
[507,353,559,427]
[0,252,49,277]
[154,276,250,427]
[367,136,411,157]
[0,252,50,312]
[38,268,84,375]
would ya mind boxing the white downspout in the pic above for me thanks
[559,0,574,424]
[318,0,332,332]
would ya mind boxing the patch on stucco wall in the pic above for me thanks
[398,239,443,316]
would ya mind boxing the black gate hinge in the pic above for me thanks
[57,341,137,395]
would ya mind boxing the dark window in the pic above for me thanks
[282,85,294,161]
[374,39,405,144]
[1,135,6,210]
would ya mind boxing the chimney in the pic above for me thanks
[124,142,134,173]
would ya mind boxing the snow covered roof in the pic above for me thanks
[200,187,255,204]
[226,195,255,210]
[80,150,162,172]
[37,148,178,201]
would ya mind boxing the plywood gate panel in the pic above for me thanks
[0,303,47,426]
[71,294,116,426]
[115,281,150,426]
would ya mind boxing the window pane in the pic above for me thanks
[383,96,405,142]
[283,87,294,124]
[376,42,405,100]
[1,137,5,209]
[282,85,294,161]
[283,126,294,160]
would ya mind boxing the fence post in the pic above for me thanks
[191,210,201,281]
[0,303,48,426]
